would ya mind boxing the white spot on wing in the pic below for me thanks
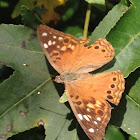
[50,32,52,34]
[52,41,56,45]
[48,40,52,46]
[78,114,83,120]
[89,128,94,133]
[87,115,91,119]
[128,128,130,130]
[44,43,48,48]
[42,32,47,36]
[94,121,98,125]
[97,117,101,121]
[124,124,126,126]
[135,132,137,135]
[53,36,57,39]
[58,37,63,40]
[83,115,90,121]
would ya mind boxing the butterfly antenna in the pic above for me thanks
[37,85,50,95]
[23,64,56,77]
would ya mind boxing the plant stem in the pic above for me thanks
[83,4,91,39]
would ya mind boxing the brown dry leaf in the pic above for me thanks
[34,0,67,24]
[12,0,67,24]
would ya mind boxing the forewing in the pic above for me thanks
[37,25,115,74]
[37,25,80,74]
[70,38,115,73]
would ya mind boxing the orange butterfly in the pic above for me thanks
[37,25,125,140]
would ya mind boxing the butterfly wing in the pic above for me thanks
[66,85,111,140]
[70,38,115,73]
[37,25,81,74]
[65,70,125,140]
[37,25,114,74]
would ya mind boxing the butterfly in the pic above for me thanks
[37,25,125,140]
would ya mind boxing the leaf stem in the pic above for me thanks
[83,4,91,39]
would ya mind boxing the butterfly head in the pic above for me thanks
[54,73,78,83]
[54,75,64,83]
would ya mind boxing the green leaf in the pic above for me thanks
[110,94,140,139]
[122,70,140,139]
[89,0,128,43]
[63,26,84,39]
[62,0,80,22]
[0,24,70,139]
[128,70,140,104]
[21,5,43,29]
[1,0,140,139]
[85,0,105,5]
[56,119,80,140]
[105,0,140,77]
[91,0,140,78]
[59,92,67,103]
[105,125,125,140]
[129,135,137,140]
[11,0,35,18]
[85,0,106,11]
[122,96,139,139]
[0,1,9,7]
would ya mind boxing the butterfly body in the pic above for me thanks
[37,25,125,140]
[54,72,91,83]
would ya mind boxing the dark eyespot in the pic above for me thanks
[76,101,82,105]
[75,95,79,99]
[100,103,105,110]
[56,57,61,60]
[94,46,99,49]
[52,52,59,56]
[83,99,88,105]
[113,77,116,81]
[102,49,105,52]
[111,84,115,88]
[107,90,111,94]
[88,46,92,49]
[97,110,104,116]
[64,38,69,43]
[70,95,73,98]
[92,97,96,104]
[107,95,113,99]
[90,108,96,115]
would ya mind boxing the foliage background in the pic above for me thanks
[0,0,140,140]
